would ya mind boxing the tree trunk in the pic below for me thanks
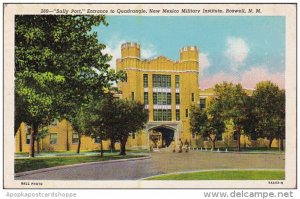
[37,138,40,154]
[19,128,22,152]
[29,124,38,157]
[77,134,82,154]
[120,137,128,155]
[236,132,241,152]
[268,137,273,149]
[279,138,284,151]
[110,139,116,151]
[66,122,69,151]
[100,139,104,157]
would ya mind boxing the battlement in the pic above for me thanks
[121,42,140,49]
[180,46,198,53]
[121,42,141,59]
[180,46,199,62]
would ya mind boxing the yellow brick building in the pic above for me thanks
[15,42,282,153]
[116,42,200,149]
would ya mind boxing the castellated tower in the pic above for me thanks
[117,42,200,150]
[180,46,199,71]
[117,42,141,101]
[121,42,141,59]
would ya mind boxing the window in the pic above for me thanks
[143,74,148,88]
[26,134,31,145]
[152,74,171,88]
[132,133,135,139]
[186,109,189,118]
[50,133,58,144]
[72,133,79,144]
[153,109,171,121]
[176,93,180,104]
[131,92,134,100]
[167,93,171,105]
[95,136,101,143]
[192,93,194,102]
[144,92,148,105]
[200,98,206,109]
[153,92,171,105]
[176,109,180,121]
[124,73,128,82]
[175,75,180,88]
[153,92,157,104]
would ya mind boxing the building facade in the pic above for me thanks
[117,42,200,149]
[15,42,283,153]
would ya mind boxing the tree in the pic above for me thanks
[97,97,148,155]
[190,106,225,150]
[252,81,285,150]
[71,106,89,154]
[15,15,122,157]
[35,126,49,154]
[211,82,250,151]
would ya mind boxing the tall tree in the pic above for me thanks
[252,81,285,150]
[190,106,225,150]
[15,15,122,157]
[98,97,148,155]
[211,82,250,151]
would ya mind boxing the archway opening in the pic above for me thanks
[150,126,174,148]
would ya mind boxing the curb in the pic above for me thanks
[15,156,151,178]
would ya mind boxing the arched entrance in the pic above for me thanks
[149,126,175,148]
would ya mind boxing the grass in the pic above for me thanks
[15,154,145,173]
[146,170,285,180]
[15,149,149,157]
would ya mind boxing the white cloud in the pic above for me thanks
[241,66,284,89]
[103,37,157,70]
[200,66,284,89]
[199,52,211,75]
[103,39,126,71]
[224,37,249,71]
[141,43,157,59]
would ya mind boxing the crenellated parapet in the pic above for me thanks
[121,42,141,59]
[180,46,199,62]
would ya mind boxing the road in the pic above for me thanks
[15,157,162,180]
[15,150,285,180]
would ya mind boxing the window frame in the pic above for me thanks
[50,133,58,145]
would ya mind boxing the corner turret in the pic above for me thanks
[180,46,199,62]
[121,42,141,59]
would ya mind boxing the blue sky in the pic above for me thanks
[94,16,285,89]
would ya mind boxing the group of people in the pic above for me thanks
[149,138,190,153]
[172,139,189,153]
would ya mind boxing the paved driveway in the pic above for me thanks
[151,150,285,174]
[15,150,284,180]
[15,157,162,180]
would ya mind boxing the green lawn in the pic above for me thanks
[15,154,145,173]
[146,170,285,180]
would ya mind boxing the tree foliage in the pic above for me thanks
[210,82,250,151]
[15,15,123,157]
[190,105,225,149]
[95,96,148,155]
[252,81,285,150]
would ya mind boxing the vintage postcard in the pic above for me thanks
[3,3,296,189]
